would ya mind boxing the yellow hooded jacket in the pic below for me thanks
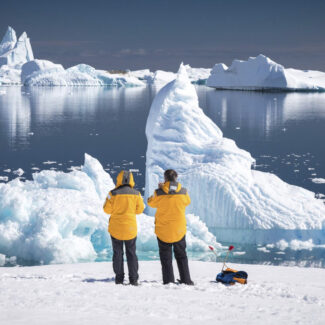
[103,171,144,240]
[147,181,191,243]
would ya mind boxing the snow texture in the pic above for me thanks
[145,64,325,245]
[0,261,324,324]
[207,54,325,91]
[0,154,219,264]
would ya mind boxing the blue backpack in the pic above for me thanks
[216,268,248,285]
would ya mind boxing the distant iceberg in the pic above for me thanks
[145,64,325,245]
[0,27,144,87]
[0,26,34,85]
[129,65,211,88]
[207,54,325,91]
[0,154,218,264]
[0,26,33,68]
[22,60,145,87]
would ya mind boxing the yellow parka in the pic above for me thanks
[147,181,191,243]
[103,170,144,240]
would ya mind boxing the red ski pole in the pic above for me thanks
[208,246,218,261]
[222,245,234,271]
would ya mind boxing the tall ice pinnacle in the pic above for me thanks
[145,63,325,245]
[0,26,34,67]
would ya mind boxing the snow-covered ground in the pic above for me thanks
[207,54,325,91]
[145,64,325,244]
[0,261,324,325]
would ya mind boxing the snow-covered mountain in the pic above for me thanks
[207,54,325,91]
[145,64,325,244]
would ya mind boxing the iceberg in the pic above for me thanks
[129,65,211,88]
[0,27,144,87]
[0,154,218,264]
[207,54,325,91]
[21,60,145,87]
[145,64,325,245]
[0,26,33,68]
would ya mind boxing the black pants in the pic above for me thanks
[157,236,192,284]
[111,236,138,282]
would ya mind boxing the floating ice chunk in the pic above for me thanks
[145,63,325,245]
[311,178,325,184]
[207,54,325,91]
[42,161,57,165]
[257,247,271,253]
[0,176,8,182]
[3,169,11,173]
[275,239,325,251]
[13,168,24,176]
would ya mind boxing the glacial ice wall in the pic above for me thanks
[0,154,218,264]
[145,64,325,244]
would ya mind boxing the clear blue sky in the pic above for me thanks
[1,0,324,71]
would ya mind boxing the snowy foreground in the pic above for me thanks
[1,261,324,325]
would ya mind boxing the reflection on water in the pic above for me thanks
[0,85,324,193]
[0,85,325,266]
[1,86,324,193]
[198,88,325,195]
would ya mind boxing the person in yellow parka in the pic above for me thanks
[147,169,194,285]
[103,170,144,285]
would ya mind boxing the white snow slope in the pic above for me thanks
[0,261,324,325]
[145,64,325,244]
[207,54,325,91]
[0,154,218,264]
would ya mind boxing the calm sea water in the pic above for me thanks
[1,85,325,266]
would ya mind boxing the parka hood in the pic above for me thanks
[116,170,135,188]
[161,181,182,194]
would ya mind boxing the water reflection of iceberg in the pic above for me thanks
[204,89,286,139]
[0,87,31,149]
[0,86,150,149]
[282,93,325,121]
[203,90,325,139]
